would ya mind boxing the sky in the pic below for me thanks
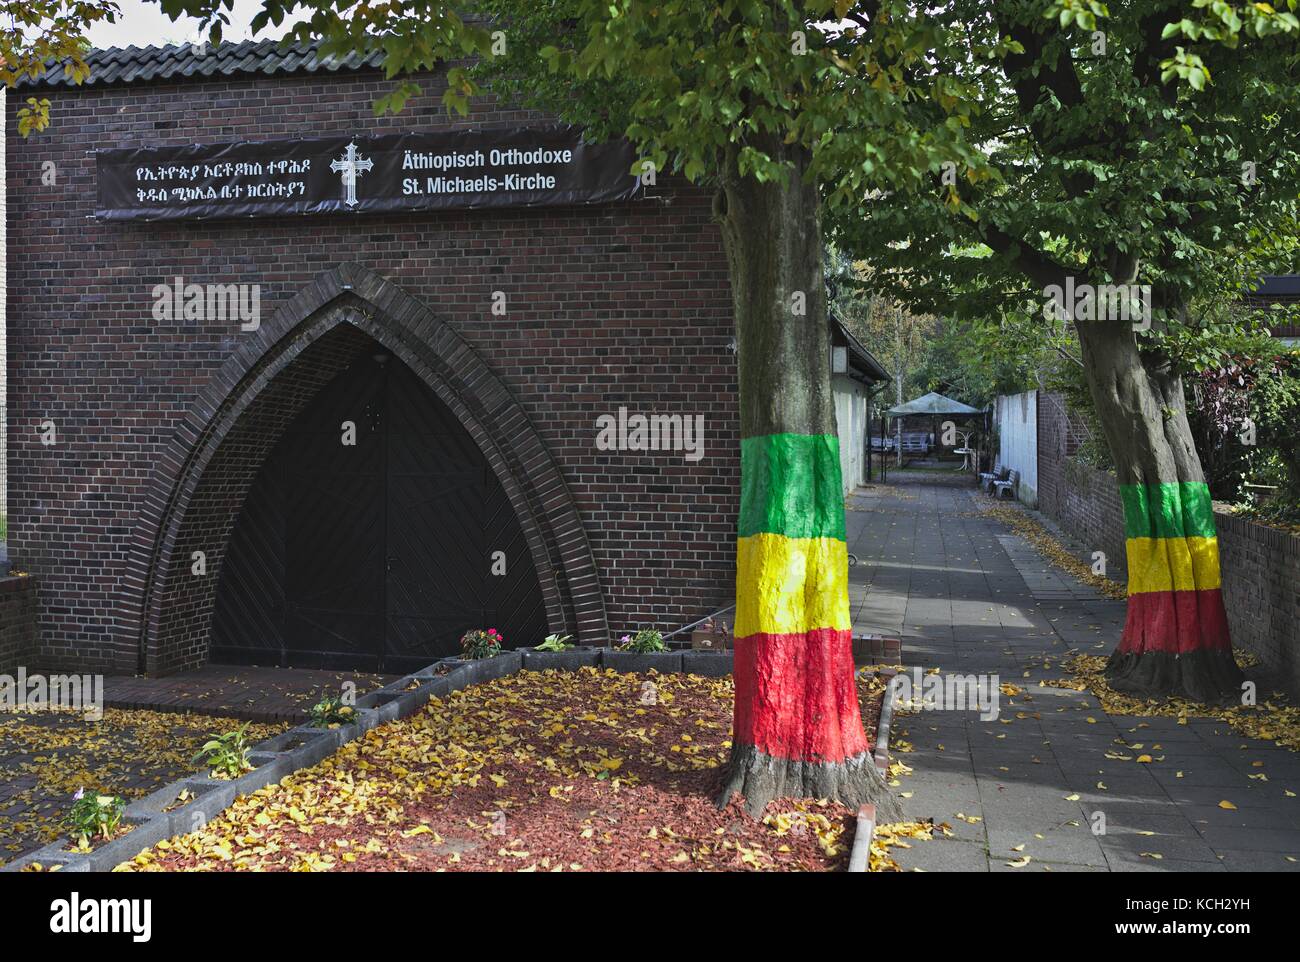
[87,2,850,52]
[86,0,296,49]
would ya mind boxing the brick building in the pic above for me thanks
[5,40,738,676]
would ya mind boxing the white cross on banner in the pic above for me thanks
[330,142,374,207]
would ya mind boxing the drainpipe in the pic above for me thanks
[866,381,887,481]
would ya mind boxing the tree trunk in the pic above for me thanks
[714,138,902,820]
[1074,318,1243,704]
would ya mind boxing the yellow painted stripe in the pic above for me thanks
[1126,536,1222,594]
[735,532,851,637]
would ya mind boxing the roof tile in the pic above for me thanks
[18,38,384,89]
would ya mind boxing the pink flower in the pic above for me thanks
[488,628,498,635]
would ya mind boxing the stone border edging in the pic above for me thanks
[2,647,735,874]
[846,804,877,873]
[843,666,900,874]
[873,667,899,776]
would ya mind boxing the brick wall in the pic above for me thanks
[1037,392,1127,580]
[6,66,738,673]
[1214,510,1300,689]
[1036,391,1079,522]
[1054,459,1129,582]
[0,575,38,675]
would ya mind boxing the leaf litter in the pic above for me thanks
[116,667,932,872]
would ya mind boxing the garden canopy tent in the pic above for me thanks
[887,392,983,417]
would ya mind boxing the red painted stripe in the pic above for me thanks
[1118,587,1231,655]
[732,626,870,764]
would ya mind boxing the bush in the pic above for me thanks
[460,627,503,659]
[65,790,125,850]
[1189,347,1300,526]
[620,629,667,653]
[534,633,572,652]
[308,694,356,728]
[193,723,254,779]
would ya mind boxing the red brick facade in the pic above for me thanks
[0,575,38,675]
[1036,391,1128,579]
[6,65,738,674]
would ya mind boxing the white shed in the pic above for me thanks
[829,319,889,495]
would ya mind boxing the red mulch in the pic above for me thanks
[119,668,889,872]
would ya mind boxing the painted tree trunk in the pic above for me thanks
[715,139,901,819]
[1074,319,1243,704]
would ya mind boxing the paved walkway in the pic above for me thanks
[103,666,394,722]
[0,666,389,865]
[848,472,1300,872]
[0,710,288,866]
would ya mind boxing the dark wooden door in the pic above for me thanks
[211,352,548,671]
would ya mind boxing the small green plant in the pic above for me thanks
[534,633,573,652]
[65,789,125,851]
[620,628,667,653]
[193,723,254,779]
[308,694,357,727]
[460,627,503,659]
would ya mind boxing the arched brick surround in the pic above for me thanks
[117,262,608,675]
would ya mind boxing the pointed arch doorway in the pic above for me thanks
[210,336,547,672]
[116,264,608,677]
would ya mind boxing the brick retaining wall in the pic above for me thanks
[0,575,38,675]
[1056,459,1129,583]
[1214,510,1300,689]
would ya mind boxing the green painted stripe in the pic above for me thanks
[739,433,846,540]
[1120,481,1217,540]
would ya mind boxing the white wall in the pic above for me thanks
[996,390,1038,506]
[833,375,868,495]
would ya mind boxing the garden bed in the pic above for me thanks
[0,709,285,867]
[117,668,901,872]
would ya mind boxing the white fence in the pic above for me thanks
[833,374,868,494]
[995,390,1038,506]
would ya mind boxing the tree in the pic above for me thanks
[834,0,1300,704]
[8,0,941,816]
[140,0,998,816]
[452,1,975,816]
[1,0,117,135]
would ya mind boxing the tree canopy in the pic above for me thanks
[833,1,1300,343]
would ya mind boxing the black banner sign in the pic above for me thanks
[94,125,641,221]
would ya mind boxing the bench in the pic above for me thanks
[978,458,1003,491]
[899,432,930,454]
[993,468,1019,500]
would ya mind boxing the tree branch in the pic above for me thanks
[975,220,1074,293]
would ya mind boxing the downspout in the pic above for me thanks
[866,381,887,481]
